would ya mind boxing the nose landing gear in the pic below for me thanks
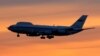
[17,33,20,37]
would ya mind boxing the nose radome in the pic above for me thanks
[8,26,11,30]
[8,25,13,30]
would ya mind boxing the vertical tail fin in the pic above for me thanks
[71,15,88,29]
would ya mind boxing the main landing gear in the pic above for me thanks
[40,35,54,39]
[47,35,54,39]
[41,35,45,39]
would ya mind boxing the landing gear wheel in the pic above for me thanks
[48,37,52,39]
[47,35,54,39]
[41,37,45,39]
[17,33,20,37]
[40,35,45,39]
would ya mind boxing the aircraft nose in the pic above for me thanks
[8,26,11,30]
[8,25,13,30]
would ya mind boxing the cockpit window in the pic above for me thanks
[16,22,33,26]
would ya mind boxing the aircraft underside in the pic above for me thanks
[16,30,82,39]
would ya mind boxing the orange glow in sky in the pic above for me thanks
[0,0,100,56]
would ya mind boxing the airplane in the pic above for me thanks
[8,15,94,39]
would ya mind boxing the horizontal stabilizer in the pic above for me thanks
[83,27,95,30]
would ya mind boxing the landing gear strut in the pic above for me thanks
[47,35,54,39]
[17,33,20,37]
[40,35,45,39]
